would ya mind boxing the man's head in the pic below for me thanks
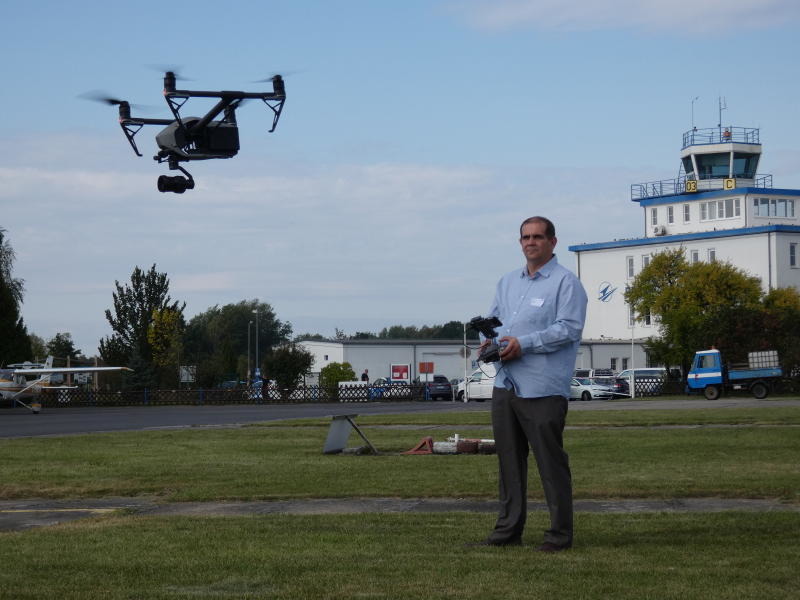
[519,216,557,271]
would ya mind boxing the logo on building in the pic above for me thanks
[598,282,617,302]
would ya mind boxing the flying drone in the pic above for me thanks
[90,71,286,193]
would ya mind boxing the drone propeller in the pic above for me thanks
[78,91,157,113]
[252,73,283,83]
[146,64,194,81]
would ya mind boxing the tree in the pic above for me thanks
[625,249,763,376]
[0,228,32,364]
[147,308,185,387]
[319,362,356,399]
[183,299,292,388]
[294,333,325,342]
[761,287,800,375]
[28,333,47,361]
[263,344,314,399]
[99,264,185,388]
[46,332,83,362]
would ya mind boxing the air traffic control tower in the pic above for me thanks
[569,123,800,351]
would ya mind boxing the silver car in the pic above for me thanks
[569,377,614,401]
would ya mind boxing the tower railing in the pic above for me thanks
[631,173,773,201]
[682,126,760,149]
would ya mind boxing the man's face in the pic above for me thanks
[519,221,557,265]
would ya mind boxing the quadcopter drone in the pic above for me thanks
[94,71,286,193]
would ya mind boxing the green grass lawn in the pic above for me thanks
[1,512,798,599]
[1,405,798,599]
[0,407,797,502]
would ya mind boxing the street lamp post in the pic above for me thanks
[247,320,253,384]
[252,309,259,379]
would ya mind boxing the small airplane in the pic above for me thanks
[0,357,131,414]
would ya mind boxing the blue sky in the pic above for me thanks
[3,0,800,356]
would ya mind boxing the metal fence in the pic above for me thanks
[32,383,443,408]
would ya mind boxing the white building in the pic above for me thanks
[569,125,800,364]
[299,337,644,382]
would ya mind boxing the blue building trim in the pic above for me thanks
[569,224,800,253]
[635,188,800,207]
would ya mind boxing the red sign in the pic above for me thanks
[391,364,410,382]
[419,361,434,374]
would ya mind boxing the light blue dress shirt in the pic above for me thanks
[488,254,587,399]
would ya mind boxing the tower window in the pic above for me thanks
[683,204,691,222]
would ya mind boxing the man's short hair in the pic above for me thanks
[520,216,556,238]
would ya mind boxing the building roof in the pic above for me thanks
[568,224,800,253]
[636,187,800,207]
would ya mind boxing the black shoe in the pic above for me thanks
[536,541,571,553]
[464,537,522,548]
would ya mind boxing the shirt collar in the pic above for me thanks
[520,254,559,280]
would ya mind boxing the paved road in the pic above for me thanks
[1,397,798,439]
[2,496,797,532]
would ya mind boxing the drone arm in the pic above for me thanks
[119,121,143,157]
[263,97,285,133]
[118,118,175,158]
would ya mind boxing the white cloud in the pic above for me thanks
[449,0,800,33]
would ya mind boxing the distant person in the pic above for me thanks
[468,216,587,553]
[361,369,369,382]
[723,128,731,141]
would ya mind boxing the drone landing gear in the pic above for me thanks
[157,162,195,194]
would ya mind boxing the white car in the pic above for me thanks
[569,377,614,401]
[455,364,496,402]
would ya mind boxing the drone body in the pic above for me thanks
[102,71,286,193]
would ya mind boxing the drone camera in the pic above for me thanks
[157,175,194,194]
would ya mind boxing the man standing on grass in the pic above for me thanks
[470,216,587,553]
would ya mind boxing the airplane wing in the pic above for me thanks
[11,367,132,375]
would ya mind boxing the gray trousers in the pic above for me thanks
[488,387,573,546]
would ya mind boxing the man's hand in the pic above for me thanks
[498,336,522,361]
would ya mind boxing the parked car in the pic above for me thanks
[455,364,497,402]
[573,368,615,379]
[614,368,667,396]
[569,377,614,401]
[369,377,412,400]
[424,374,453,401]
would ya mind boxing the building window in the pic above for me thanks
[323,354,329,361]
[642,255,650,269]
[628,305,635,327]
[700,198,740,221]
[643,309,652,326]
[683,204,691,222]
[610,358,618,371]
[626,256,634,278]
[651,208,658,226]
[791,243,797,268]
[691,249,700,263]
[754,197,795,218]
[667,206,674,224]
[622,357,629,370]
[708,248,716,262]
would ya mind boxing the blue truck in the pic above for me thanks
[686,349,782,400]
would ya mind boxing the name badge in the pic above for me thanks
[530,298,544,307]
